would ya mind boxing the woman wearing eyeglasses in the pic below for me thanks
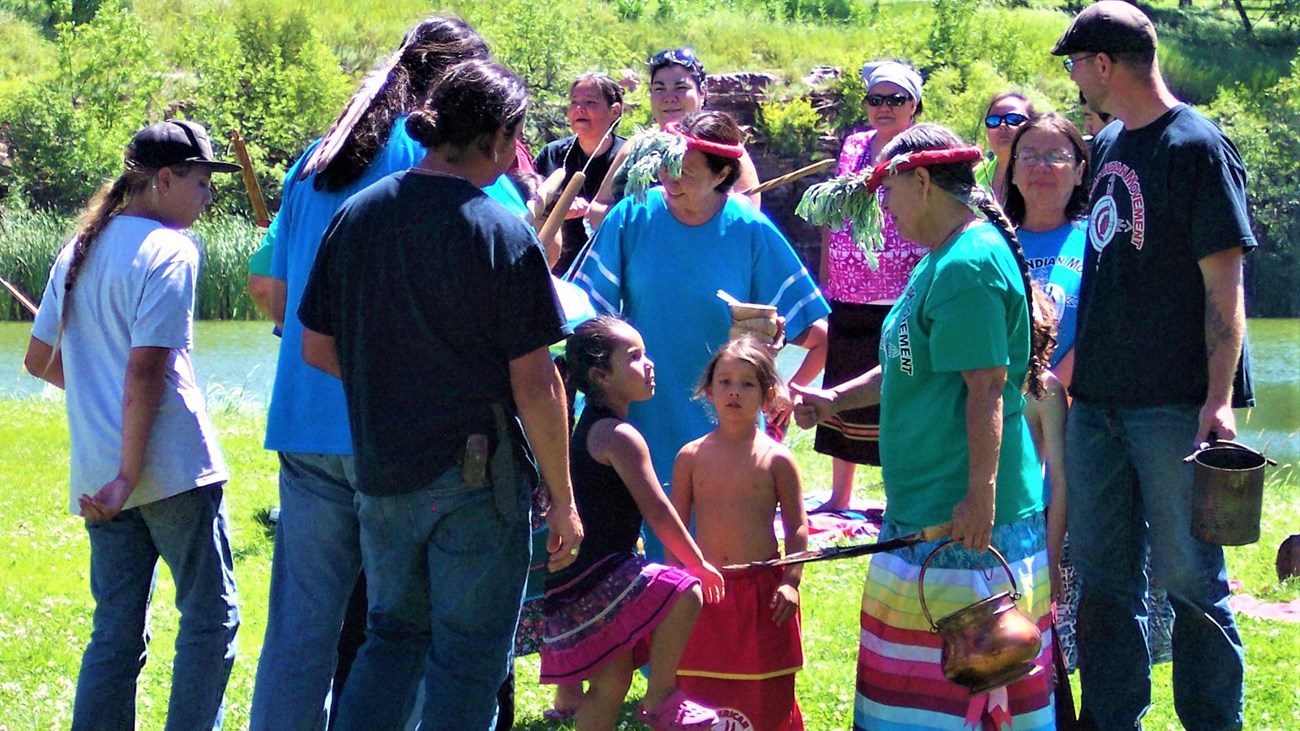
[977,91,1038,202]
[812,59,929,512]
[584,47,761,231]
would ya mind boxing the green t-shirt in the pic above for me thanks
[877,222,1042,531]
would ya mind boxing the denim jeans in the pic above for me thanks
[249,453,363,731]
[1065,401,1244,731]
[73,484,239,731]
[333,466,530,731]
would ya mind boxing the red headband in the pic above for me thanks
[665,122,746,160]
[864,146,984,193]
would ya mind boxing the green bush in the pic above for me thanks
[757,96,825,158]
[1207,59,1300,317]
[178,0,353,216]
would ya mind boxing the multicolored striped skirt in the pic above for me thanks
[855,515,1056,731]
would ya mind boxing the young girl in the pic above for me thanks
[541,316,725,731]
[671,335,809,731]
[23,120,241,729]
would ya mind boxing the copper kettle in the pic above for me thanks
[918,540,1043,694]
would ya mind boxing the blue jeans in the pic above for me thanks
[74,484,239,731]
[333,467,530,731]
[1065,402,1244,731]
[249,453,363,731]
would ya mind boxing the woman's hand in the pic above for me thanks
[790,383,835,429]
[770,582,800,625]
[689,561,726,605]
[565,196,590,220]
[950,489,995,552]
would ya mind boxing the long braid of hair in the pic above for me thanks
[968,187,1052,398]
[60,169,151,331]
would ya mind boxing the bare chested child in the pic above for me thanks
[668,335,809,731]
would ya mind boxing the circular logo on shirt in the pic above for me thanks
[1044,282,1067,325]
[716,708,755,730]
[1089,195,1118,254]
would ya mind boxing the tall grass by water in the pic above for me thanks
[0,399,1295,729]
[0,206,264,321]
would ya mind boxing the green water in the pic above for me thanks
[2,319,1297,461]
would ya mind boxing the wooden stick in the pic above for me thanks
[737,158,834,196]
[537,171,585,251]
[229,129,271,228]
[722,522,951,570]
[1,275,38,317]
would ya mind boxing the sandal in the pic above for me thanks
[636,688,718,731]
[541,707,576,723]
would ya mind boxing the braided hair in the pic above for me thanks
[59,161,198,336]
[880,123,1052,398]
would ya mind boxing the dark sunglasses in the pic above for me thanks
[984,113,1029,129]
[866,93,911,108]
[648,48,705,80]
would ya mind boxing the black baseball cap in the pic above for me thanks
[1051,1,1158,56]
[126,120,242,173]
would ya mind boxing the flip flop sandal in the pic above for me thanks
[636,688,718,731]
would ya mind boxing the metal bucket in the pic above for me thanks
[1185,440,1276,546]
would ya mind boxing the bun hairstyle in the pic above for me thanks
[879,123,1052,398]
[1003,113,1091,227]
[563,315,631,408]
[314,16,489,191]
[678,111,743,192]
[405,59,529,154]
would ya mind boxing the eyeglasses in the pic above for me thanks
[1063,54,1098,73]
[1015,150,1076,167]
[984,113,1029,129]
[648,47,705,80]
[866,93,911,108]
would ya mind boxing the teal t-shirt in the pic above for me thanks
[877,222,1043,531]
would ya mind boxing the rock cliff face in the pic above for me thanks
[705,68,852,283]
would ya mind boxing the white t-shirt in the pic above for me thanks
[32,216,228,513]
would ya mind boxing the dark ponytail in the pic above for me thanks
[563,315,628,410]
[314,16,489,191]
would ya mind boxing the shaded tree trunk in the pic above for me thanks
[1231,0,1254,34]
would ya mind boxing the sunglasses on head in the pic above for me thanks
[866,93,911,108]
[984,113,1029,129]
[649,48,705,77]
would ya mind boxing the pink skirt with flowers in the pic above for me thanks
[540,552,698,684]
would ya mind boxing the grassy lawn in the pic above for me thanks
[0,398,1295,729]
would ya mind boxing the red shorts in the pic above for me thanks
[677,564,804,731]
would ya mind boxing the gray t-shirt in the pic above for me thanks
[32,216,228,513]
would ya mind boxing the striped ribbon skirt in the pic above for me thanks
[854,515,1056,731]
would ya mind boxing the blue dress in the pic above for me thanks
[574,190,829,557]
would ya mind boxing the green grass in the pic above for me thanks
[0,207,265,322]
[0,399,1296,728]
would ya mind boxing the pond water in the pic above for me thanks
[2,318,1296,461]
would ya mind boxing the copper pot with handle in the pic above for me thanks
[918,540,1043,694]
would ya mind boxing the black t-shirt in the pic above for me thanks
[533,135,625,276]
[299,172,570,496]
[544,402,644,591]
[1071,105,1256,408]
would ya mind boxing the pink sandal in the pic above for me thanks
[636,689,718,731]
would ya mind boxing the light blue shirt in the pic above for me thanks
[1018,220,1085,366]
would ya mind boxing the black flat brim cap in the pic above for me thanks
[1051,0,1158,56]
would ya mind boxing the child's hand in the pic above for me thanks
[690,562,726,605]
[770,583,799,625]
